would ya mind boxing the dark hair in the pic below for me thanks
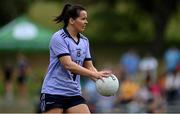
[54,4,86,27]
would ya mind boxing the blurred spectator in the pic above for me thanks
[2,59,14,101]
[82,79,99,112]
[83,79,116,113]
[176,63,180,72]
[120,49,140,78]
[165,69,180,104]
[116,76,140,112]
[135,83,152,112]
[95,95,116,113]
[145,74,161,99]
[139,53,158,82]
[16,53,31,101]
[137,71,166,113]
[164,47,180,73]
[157,72,167,97]
[83,63,119,113]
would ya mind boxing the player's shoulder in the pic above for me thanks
[51,29,68,41]
[79,33,88,41]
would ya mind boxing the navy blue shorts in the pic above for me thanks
[40,93,87,112]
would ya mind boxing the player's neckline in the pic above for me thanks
[63,28,80,45]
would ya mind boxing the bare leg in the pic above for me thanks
[65,104,91,113]
[18,84,28,104]
[5,82,13,101]
[43,108,63,114]
[20,84,27,98]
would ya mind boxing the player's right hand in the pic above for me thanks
[92,70,112,81]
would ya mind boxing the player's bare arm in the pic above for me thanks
[60,56,110,80]
[83,60,97,72]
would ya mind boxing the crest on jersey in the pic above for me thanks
[76,49,81,57]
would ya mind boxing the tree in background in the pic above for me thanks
[136,0,180,54]
[0,0,180,54]
[0,0,31,26]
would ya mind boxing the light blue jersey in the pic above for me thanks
[41,28,92,96]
